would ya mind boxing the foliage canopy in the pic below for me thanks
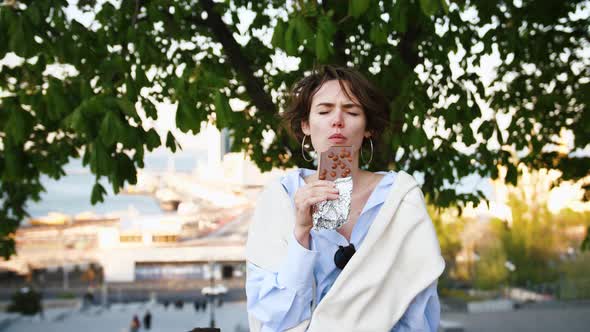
[1,0,589,257]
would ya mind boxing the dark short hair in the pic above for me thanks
[282,65,390,143]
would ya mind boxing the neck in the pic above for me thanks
[349,154,363,184]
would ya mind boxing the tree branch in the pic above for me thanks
[197,0,277,116]
[398,23,422,69]
[323,0,348,66]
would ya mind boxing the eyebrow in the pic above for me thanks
[314,102,361,108]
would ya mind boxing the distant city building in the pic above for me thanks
[1,123,289,283]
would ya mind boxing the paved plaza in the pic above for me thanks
[0,301,249,332]
[1,301,589,332]
[443,305,590,332]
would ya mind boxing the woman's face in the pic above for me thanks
[301,80,370,156]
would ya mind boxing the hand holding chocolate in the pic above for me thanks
[312,146,354,231]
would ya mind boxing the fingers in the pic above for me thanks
[293,180,340,229]
[301,181,339,195]
[295,188,339,211]
[309,180,336,188]
[295,184,339,202]
[305,192,339,206]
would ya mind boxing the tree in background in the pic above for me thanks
[1,0,589,257]
[437,164,590,291]
[473,235,508,290]
[429,204,465,288]
[559,251,590,299]
[488,166,590,287]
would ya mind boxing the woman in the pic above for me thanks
[130,314,141,332]
[246,66,445,331]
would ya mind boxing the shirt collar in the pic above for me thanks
[360,170,396,215]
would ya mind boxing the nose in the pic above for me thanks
[331,110,344,128]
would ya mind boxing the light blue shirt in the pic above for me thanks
[246,168,440,332]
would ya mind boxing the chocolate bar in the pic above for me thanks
[312,145,354,230]
[318,146,354,181]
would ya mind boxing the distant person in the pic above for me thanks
[245,65,445,331]
[201,299,207,310]
[143,310,152,330]
[130,315,141,332]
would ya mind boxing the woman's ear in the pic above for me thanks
[364,130,372,138]
[301,120,311,136]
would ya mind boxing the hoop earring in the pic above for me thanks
[360,137,373,166]
[301,135,313,162]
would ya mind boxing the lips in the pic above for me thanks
[329,134,347,139]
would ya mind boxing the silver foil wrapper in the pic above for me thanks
[312,177,353,230]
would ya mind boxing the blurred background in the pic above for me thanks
[1,0,589,331]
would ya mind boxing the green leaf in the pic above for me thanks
[348,0,370,18]
[214,91,234,129]
[119,127,140,149]
[284,21,298,55]
[419,0,440,16]
[126,26,136,42]
[115,153,137,188]
[145,128,161,151]
[8,14,26,56]
[91,182,107,204]
[462,127,476,146]
[6,109,34,144]
[440,0,450,14]
[125,79,139,104]
[369,23,388,45]
[90,141,111,176]
[142,98,158,120]
[64,108,86,132]
[116,98,136,118]
[26,4,42,25]
[99,111,125,147]
[3,147,25,181]
[478,120,494,141]
[174,77,186,96]
[46,79,70,120]
[79,79,93,100]
[175,100,201,133]
[0,16,7,57]
[409,128,427,147]
[315,16,336,61]
[133,145,145,169]
[506,163,517,185]
[391,0,408,33]
[166,131,180,153]
[318,15,337,36]
[135,65,149,87]
[316,30,330,61]
[271,19,286,49]
[294,16,313,44]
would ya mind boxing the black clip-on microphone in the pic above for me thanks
[334,243,356,269]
